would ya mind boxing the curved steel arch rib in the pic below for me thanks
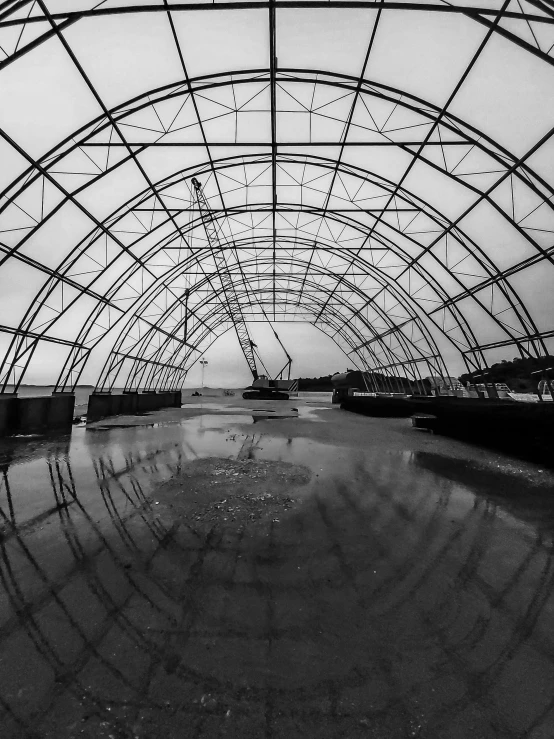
[0,158,543,389]
[0,26,553,389]
[41,222,473,393]
[1,2,554,72]
[92,260,449,393]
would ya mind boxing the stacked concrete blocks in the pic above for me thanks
[0,393,75,437]
[87,390,182,422]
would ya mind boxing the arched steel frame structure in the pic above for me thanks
[1,1,554,390]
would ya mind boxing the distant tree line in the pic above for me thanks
[298,375,335,391]
[459,355,554,393]
[299,356,554,394]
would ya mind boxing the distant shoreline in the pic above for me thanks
[5,385,333,394]
[15,384,95,389]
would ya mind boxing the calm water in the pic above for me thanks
[1,402,554,737]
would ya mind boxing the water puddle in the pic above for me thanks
[2,403,554,739]
[180,402,254,413]
[182,413,254,430]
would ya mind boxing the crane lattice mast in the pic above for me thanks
[191,177,259,380]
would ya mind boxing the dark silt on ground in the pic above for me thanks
[1,394,554,738]
[153,457,310,529]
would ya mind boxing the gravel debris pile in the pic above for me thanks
[151,457,311,529]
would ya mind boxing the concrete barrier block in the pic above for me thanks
[17,396,51,434]
[0,393,74,436]
[87,393,114,421]
[112,395,123,416]
[0,394,17,436]
[121,392,139,415]
[140,392,158,413]
[48,393,75,431]
[87,389,183,422]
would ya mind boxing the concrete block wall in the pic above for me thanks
[87,390,182,422]
[0,395,18,436]
[0,393,75,437]
[0,390,182,435]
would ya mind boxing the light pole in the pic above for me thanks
[200,358,208,392]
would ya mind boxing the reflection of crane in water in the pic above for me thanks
[191,177,296,400]
[237,433,265,460]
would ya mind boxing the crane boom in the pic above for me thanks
[192,177,259,380]
[258,302,292,380]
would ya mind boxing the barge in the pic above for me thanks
[332,370,420,417]
[333,370,554,463]
[412,395,554,434]
[341,393,414,417]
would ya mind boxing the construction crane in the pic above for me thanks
[191,177,296,399]
[258,303,292,381]
[191,176,259,379]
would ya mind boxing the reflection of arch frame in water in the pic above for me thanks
[2,442,554,734]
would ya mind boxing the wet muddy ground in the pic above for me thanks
[1,395,554,738]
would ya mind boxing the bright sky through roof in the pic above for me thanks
[0,1,553,391]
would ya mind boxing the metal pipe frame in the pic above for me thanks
[0,2,553,391]
[93,261,448,392]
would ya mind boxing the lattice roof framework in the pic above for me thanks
[0,0,553,390]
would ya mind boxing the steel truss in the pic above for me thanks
[0,1,553,390]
